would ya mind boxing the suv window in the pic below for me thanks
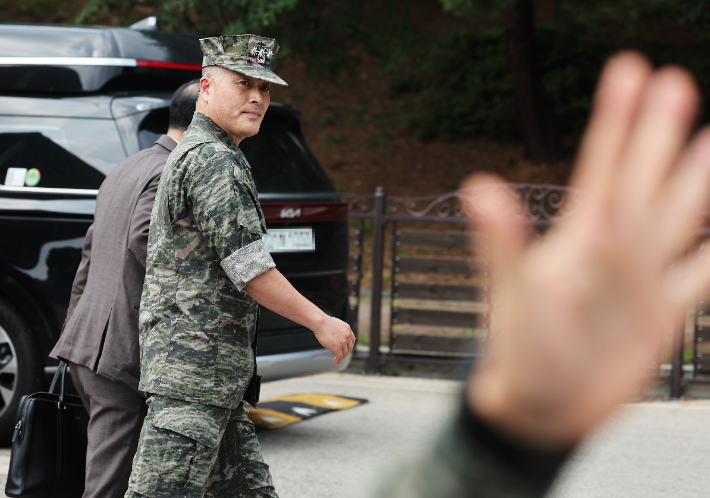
[240,129,336,194]
[0,116,125,190]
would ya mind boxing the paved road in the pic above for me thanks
[257,372,462,498]
[548,400,710,498]
[2,373,710,497]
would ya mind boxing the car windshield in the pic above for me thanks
[240,127,336,194]
[0,116,125,190]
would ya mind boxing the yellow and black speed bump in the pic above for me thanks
[247,394,367,430]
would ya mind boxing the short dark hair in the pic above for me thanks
[169,79,200,129]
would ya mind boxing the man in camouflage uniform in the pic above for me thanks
[125,35,355,498]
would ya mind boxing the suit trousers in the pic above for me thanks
[69,362,148,498]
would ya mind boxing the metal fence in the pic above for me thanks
[346,184,697,398]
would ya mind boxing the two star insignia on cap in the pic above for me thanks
[250,45,274,65]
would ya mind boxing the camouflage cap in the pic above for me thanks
[200,34,288,87]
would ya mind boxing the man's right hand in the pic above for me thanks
[313,316,355,366]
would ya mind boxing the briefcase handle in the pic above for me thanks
[48,362,68,408]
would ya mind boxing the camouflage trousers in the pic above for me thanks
[125,395,277,498]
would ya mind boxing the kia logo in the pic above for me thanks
[279,208,301,219]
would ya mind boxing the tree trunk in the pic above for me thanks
[503,0,560,163]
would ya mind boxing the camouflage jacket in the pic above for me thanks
[138,112,275,409]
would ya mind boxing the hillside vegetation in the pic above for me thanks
[5,0,710,195]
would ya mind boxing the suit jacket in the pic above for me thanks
[51,135,177,390]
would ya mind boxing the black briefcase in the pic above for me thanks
[5,362,89,498]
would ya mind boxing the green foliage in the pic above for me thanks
[363,219,373,234]
[439,0,710,40]
[401,28,517,141]
[552,0,710,42]
[75,0,362,81]
[320,107,340,127]
[69,0,710,144]
[0,0,85,24]
[273,0,362,80]
[223,0,298,33]
[326,134,348,145]
[362,0,442,74]
[439,0,679,32]
[77,0,298,32]
[388,0,710,143]
[350,105,369,126]
[537,27,610,135]
[364,135,390,149]
[675,0,710,39]
[0,0,82,23]
[398,18,710,142]
[439,0,512,20]
[554,0,676,32]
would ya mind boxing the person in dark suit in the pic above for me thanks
[50,80,200,498]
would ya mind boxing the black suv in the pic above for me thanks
[0,23,351,440]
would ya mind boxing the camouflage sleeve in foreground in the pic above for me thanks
[372,401,567,498]
[186,149,275,290]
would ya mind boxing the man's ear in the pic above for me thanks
[199,77,210,103]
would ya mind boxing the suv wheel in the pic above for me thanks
[0,300,44,442]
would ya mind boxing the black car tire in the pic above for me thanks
[0,299,44,442]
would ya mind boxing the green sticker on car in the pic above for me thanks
[25,169,40,187]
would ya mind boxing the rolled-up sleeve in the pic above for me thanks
[186,149,275,290]
[220,239,275,291]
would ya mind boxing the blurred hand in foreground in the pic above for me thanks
[465,52,710,450]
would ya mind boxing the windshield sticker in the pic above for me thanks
[4,167,27,187]
[24,168,41,187]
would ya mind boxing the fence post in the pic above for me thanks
[670,315,685,399]
[368,187,386,374]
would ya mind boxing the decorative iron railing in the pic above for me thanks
[345,184,694,398]
[345,183,583,224]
